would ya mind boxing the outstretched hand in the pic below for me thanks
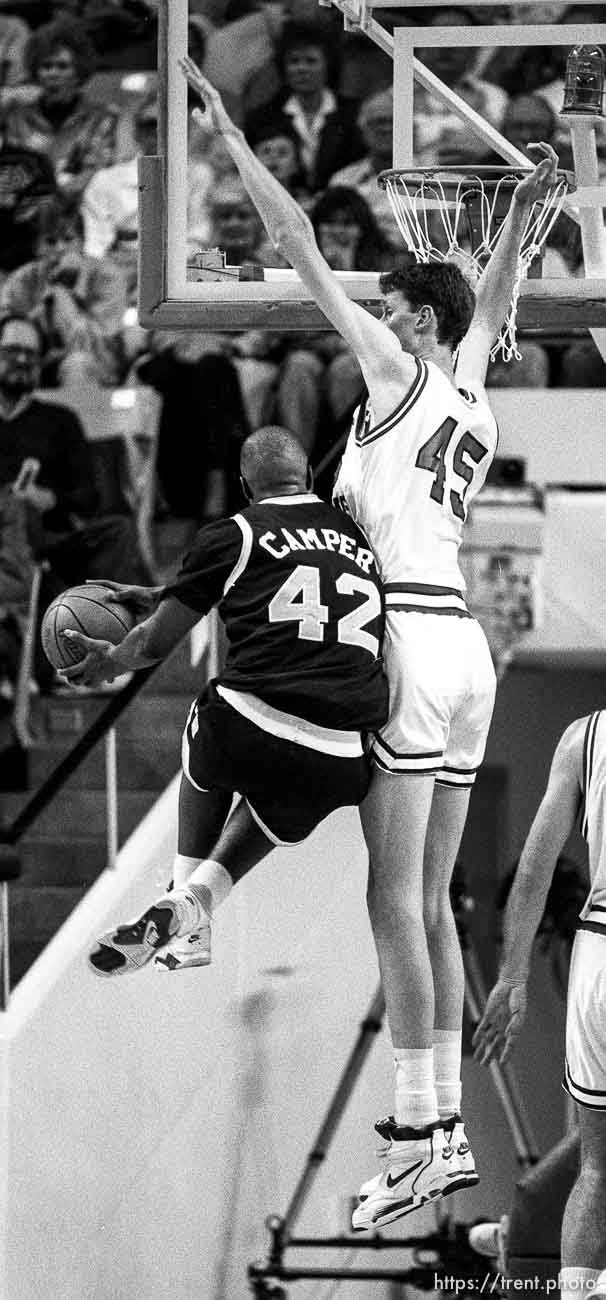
[514,141,559,206]
[472,979,528,1066]
[178,56,236,135]
[59,631,117,688]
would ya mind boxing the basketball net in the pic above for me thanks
[379,168,570,361]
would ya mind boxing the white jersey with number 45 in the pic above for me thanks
[333,357,498,594]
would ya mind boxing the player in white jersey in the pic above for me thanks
[179,54,559,1230]
[474,714,606,1300]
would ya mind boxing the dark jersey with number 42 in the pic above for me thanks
[165,493,388,733]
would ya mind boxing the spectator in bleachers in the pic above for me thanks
[80,0,158,71]
[0,479,35,707]
[0,197,127,387]
[195,174,355,454]
[81,89,157,290]
[0,132,56,276]
[202,176,330,450]
[244,20,364,192]
[4,17,118,209]
[201,176,282,431]
[312,184,395,273]
[414,5,508,165]
[250,118,310,206]
[283,185,400,456]
[328,88,400,252]
[483,4,598,100]
[202,0,335,124]
[338,29,391,107]
[0,14,30,93]
[481,5,565,96]
[501,91,560,161]
[135,331,251,530]
[208,174,269,271]
[272,186,398,465]
[187,110,240,256]
[202,0,284,123]
[0,312,148,687]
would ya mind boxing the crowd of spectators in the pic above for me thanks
[0,0,605,757]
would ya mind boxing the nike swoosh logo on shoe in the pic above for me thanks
[385,1158,424,1189]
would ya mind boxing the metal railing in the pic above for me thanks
[0,610,221,1010]
[0,665,158,1010]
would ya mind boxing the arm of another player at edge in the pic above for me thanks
[179,61,409,388]
[497,718,585,983]
[456,143,559,386]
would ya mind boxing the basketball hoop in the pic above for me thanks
[378,166,572,361]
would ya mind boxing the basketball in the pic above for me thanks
[40,584,136,672]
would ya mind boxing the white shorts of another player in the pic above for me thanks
[565,926,606,1109]
[372,608,496,787]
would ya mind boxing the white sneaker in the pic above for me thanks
[88,889,202,977]
[359,1113,478,1202]
[469,1215,508,1273]
[352,1122,461,1232]
[154,923,211,970]
[442,1115,479,1194]
[468,1222,501,1258]
[358,1115,395,1200]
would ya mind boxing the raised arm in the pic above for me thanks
[178,58,408,388]
[472,717,584,1065]
[456,142,559,386]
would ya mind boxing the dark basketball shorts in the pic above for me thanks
[181,682,371,845]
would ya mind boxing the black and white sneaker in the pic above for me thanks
[352,1121,461,1232]
[442,1115,479,1194]
[154,924,211,970]
[88,889,203,977]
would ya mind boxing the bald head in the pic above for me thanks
[240,427,310,500]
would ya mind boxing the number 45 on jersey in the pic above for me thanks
[417,418,488,521]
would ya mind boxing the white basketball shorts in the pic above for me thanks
[371,610,496,786]
[564,928,606,1109]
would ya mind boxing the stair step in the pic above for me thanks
[3,629,204,986]
[8,885,88,985]
[2,789,156,839]
[10,941,45,986]
[14,837,107,887]
[112,693,193,737]
[9,884,87,942]
[29,735,179,791]
[42,690,192,740]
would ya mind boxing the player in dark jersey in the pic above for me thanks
[58,426,388,975]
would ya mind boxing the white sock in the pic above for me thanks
[394,1048,439,1129]
[433,1029,463,1122]
[188,858,233,916]
[561,1267,602,1300]
[172,854,200,889]
[159,860,233,935]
